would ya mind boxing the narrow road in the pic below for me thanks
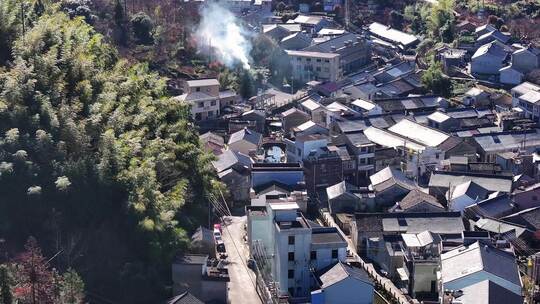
[222,216,262,304]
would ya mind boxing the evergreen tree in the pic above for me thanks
[239,70,255,99]
[0,266,12,304]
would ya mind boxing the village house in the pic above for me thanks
[174,79,239,121]
[439,242,522,300]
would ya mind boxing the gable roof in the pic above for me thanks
[368,22,418,47]
[228,128,262,146]
[449,180,489,201]
[388,119,450,147]
[501,206,540,230]
[318,262,372,288]
[401,230,442,248]
[441,241,521,288]
[399,189,444,211]
[326,181,358,200]
[212,149,252,173]
[200,131,225,146]
[301,98,323,111]
[354,212,465,235]
[429,171,513,193]
[167,292,204,304]
[455,280,523,304]
[472,41,511,60]
[465,192,515,219]
[370,167,416,192]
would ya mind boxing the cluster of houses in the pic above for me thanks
[170,4,540,304]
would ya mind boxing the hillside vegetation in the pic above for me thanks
[0,1,218,302]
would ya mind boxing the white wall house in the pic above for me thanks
[471,41,509,77]
[311,262,374,304]
[440,242,522,300]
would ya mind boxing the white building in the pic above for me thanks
[471,41,510,77]
[440,241,522,300]
[174,79,238,121]
[364,119,451,178]
[246,201,348,301]
[511,82,540,123]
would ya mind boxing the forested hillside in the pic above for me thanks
[0,1,218,302]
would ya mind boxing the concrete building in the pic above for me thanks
[175,79,238,121]
[511,82,540,123]
[400,231,443,298]
[246,200,347,301]
[287,50,342,82]
[303,33,372,74]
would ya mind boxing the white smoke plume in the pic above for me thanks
[195,2,252,70]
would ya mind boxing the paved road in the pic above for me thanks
[222,216,262,304]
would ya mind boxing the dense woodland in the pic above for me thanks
[0,0,222,302]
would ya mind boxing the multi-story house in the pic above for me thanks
[303,33,372,74]
[511,82,540,123]
[175,79,238,121]
[287,50,342,82]
[246,201,347,301]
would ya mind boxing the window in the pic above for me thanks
[288,288,294,296]
[310,251,317,260]
[288,269,294,279]
[288,235,295,245]
[198,102,204,108]
[306,58,311,62]
[435,153,440,159]
[297,57,301,61]
[324,59,330,63]
[331,249,338,259]
[324,68,330,72]
[208,111,214,118]
[316,59,322,62]
[360,158,366,164]
[297,148,301,156]
[196,87,201,92]
[210,100,216,106]
[316,67,321,72]
[195,113,202,121]
[288,252,295,261]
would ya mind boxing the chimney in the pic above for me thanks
[331,46,336,52]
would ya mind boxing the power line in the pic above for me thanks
[208,196,259,298]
